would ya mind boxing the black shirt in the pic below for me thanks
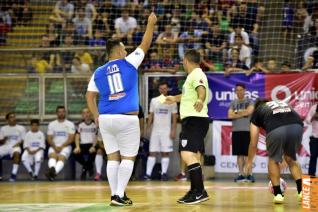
[250,101,303,133]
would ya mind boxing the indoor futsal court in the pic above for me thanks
[0,180,306,211]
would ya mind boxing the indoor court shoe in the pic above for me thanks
[9,174,16,182]
[234,175,246,182]
[181,190,209,205]
[246,174,255,183]
[297,191,302,202]
[175,173,187,181]
[273,194,284,204]
[161,173,168,181]
[110,195,132,206]
[80,169,87,181]
[45,167,56,181]
[177,190,194,203]
[143,174,151,181]
[123,193,133,205]
[94,173,101,181]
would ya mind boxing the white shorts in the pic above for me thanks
[48,146,72,159]
[0,145,21,158]
[149,131,173,153]
[99,114,140,157]
[22,149,44,164]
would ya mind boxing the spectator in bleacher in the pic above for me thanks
[156,24,178,57]
[111,0,127,8]
[249,58,280,74]
[46,106,75,181]
[224,48,249,76]
[75,50,93,70]
[304,6,318,35]
[73,108,97,180]
[40,35,62,72]
[142,49,179,74]
[93,9,111,38]
[46,23,60,47]
[0,6,12,45]
[50,0,75,24]
[303,50,318,70]
[28,54,52,74]
[73,7,93,45]
[113,7,137,45]
[229,24,250,47]
[0,112,26,182]
[94,132,106,181]
[97,0,116,31]
[61,34,74,71]
[295,1,309,35]
[77,0,97,23]
[12,0,32,25]
[144,81,178,181]
[170,7,182,35]
[203,22,227,63]
[88,29,106,46]
[281,61,292,73]
[216,0,234,33]
[21,119,45,180]
[309,17,318,37]
[198,48,215,72]
[282,0,294,40]
[71,56,91,74]
[177,23,201,60]
[231,34,251,68]
[188,11,209,35]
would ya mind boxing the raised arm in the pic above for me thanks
[138,12,157,54]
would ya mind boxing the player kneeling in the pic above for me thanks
[22,119,45,180]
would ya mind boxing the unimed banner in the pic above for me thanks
[212,120,316,173]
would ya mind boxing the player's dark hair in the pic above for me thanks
[5,112,15,120]
[184,49,201,64]
[159,81,169,87]
[106,39,122,56]
[254,98,269,110]
[235,83,246,89]
[30,119,40,125]
[56,105,65,112]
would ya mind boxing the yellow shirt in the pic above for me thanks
[180,68,209,120]
[36,60,49,74]
[78,52,93,65]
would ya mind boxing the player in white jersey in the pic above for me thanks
[0,112,26,182]
[145,82,177,181]
[86,13,157,206]
[45,106,75,181]
[73,108,98,180]
[21,119,45,180]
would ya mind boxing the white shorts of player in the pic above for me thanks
[150,131,173,153]
[48,146,72,159]
[21,149,44,164]
[99,114,140,157]
[0,145,21,158]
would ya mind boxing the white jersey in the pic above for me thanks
[0,124,26,147]
[47,119,75,147]
[77,121,97,144]
[23,130,46,151]
[149,96,178,132]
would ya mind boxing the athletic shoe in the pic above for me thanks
[246,174,255,183]
[161,173,168,181]
[143,174,151,181]
[45,167,56,181]
[297,191,302,202]
[80,169,87,181]
[32,175,38,181]
[234,175,246,182]
[180,190,209,205]
[110,195,133,206]
[94,173,101,181]
[273,194,284,204]
[175,173,187,181]
[123,193,133,205]
[9,174,16,182]
[28,172,33,179]
[177,190,194,203]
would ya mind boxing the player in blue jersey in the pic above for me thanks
[86,12,157,206]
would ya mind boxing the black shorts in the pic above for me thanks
[232,131,250,156]
[179,117,209,153]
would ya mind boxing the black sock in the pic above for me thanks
[188,163,204,193]
[273,185,282,196]
[296,179,302,194]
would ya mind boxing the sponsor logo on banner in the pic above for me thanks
[302,175,318,210]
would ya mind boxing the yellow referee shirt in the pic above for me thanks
[180,68,209,120]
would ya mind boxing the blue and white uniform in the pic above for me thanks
[21,130,46,163]
[87,48,145,156]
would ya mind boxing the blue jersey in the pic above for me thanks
[88,48,145,114]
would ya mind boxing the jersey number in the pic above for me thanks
[266,101,288,109]
[107,65,124,94]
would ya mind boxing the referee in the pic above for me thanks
[165,49,209,204]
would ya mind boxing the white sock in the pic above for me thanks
[116,160,134,198]
[161,157,170,174]
[146,156,156,176]
[12,164,19,175]
[107,160,120,196]
[22,160,33,173]
[95,154,103,175]
[48,158,56,168]
[55,161,64,174]
[34,161,41,176]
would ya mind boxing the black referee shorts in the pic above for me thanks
[232,131,250,156]
[179,116,209,153]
